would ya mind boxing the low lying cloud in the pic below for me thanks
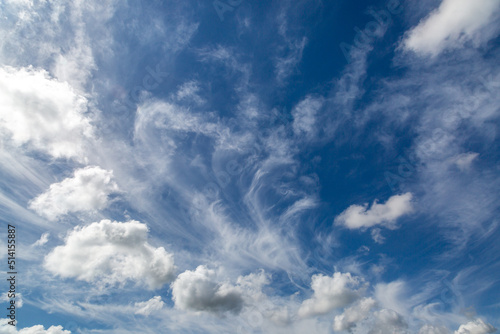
[403,0,500,56]
[29,166,119,220]
[0,66,93,160]
[44,220,176,289]
[298,272,364,318]
[333,297,376,331]
[171,265,244,315]
[0,319,70,334]
[335,193,414,230]
[454,319,496,334]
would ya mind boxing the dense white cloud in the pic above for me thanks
[44,220,176,289]
[333,297,376,331]
[0,319,70,333]
[298,272,363,318]
[171,265,244,314]
[292,95,324,138]
[454,319,496,334]
[0,66,93,160]
[335,193,414,230]
[29,166,119,220]
[403,0,500,56]
[134,296,165,316]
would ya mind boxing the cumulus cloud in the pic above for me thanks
[455,319,496,334]
[298,272,363,318]
[171,265,244,314]
[44,220,176,289]
[292,95,324,138]
[29,166,119,220]
[0,66,93,160]
[134,296,165,316]
[0,319,70,333]
[335,193,414,230]
[370,308,408,334]
[333,297,376,331]
[403,0,500,56]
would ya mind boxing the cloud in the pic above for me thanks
[171,265,244,315]
[292,95,324,138]
[44,220,176,289]
[298,272,363,318]
[370,308,408,334]
[29,166,119,220]
[32,232,50,247]
[1,292,23,308]
[453,152,479,171]
[333,297,377,331]
[0,319,70,333]
[403,0,500,56]
[134,296,165,316]
[335,193,414,230]
[454,319,496,334]
[420,325,451,334]
[0,66,93,161]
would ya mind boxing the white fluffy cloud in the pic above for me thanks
[44,220,176,289]
[370,308,408,334]
[335,193,414,230]
[298,272,363,318]
[134,296,165,316]
[333,297,376,331]
[0,66,93,160]
[29,166,119,220]
[403,0,500,56]
[0,319,70,334]
[454,319,496,334]
[171,265,244,314]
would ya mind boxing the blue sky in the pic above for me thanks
[0,0,499,333]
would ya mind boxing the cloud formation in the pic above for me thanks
[171,265,244,314]
[454,319,496,334]
[0,66,93,160]
[29,166,119,220]
[403,0,500,56]
[134,296,165,316]
[298,272,363,318]
[0,319,70,334]
[335,193,414,230]
[333,297,376,331]
[44,220,176,289]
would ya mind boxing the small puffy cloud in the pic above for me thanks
[171,265,244,314]
[29,166,119,220]
[0,319,70,333]
[403,0,500,56]
[333,297,376,331]
[134,296,165,316]
[298,272,363,318]
[454,319,496,334]
[335,193,414,230]
[0,66,93,160]
[292,95,324,137]
[44,220,176,289]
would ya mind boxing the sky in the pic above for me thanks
[0,0,499,333]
